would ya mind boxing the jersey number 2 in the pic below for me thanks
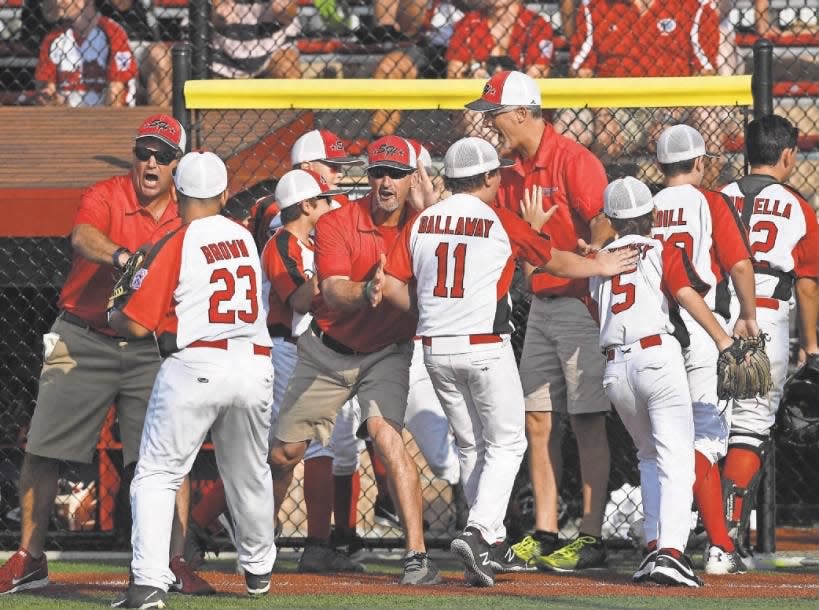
[433,242,467,298]
[611,275,636,313]
[209,266,259,323]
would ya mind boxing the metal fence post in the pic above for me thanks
[172,43,192,153]
[750,36,776,554]
[188,0,210,81]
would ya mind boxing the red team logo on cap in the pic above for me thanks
[480,72,507,103]
[137,113,184,149]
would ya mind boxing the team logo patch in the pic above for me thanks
[115,51,133,71]
[375,143,402,157]
[657,18,677,33]
[540,186,559,196]
[130,268,148,290]
[329,140,345,152]
[483,83,497,97]
[146,118,176,136]
[539,40,554,59]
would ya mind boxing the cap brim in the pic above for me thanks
[464,98,503,112]
[321,187,350,198]
[322,156,365,166]
[367,161,416,172]
[136,134,182,151]
[499,158,515,168]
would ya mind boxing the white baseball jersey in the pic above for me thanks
[721,180,819,299]
[385,193,553,336]
[651,184,751,318]
[123,214,271,354]
[590,235,702,348]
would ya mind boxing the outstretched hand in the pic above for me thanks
[520,185,556,231]
[596,248,638,277]
[365,253,387,308]
[407,159,439,211]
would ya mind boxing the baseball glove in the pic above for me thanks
[107,249,147,313]
[717,333,774,401]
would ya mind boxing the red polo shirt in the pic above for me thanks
[313,194,418,353]
[570,0,718,77]
[58,173,181,333]
[495,122,607,297]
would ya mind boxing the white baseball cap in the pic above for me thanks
[275,169,348,210]
[174,151,228,199]
[465,70,542,113]
[290,129,363,166]
[408,139,433,173]
[656,124,719,164]
[444,137,514,178]
[604,176,654,219]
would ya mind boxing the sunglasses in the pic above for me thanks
[133,145,177,165]
[368,166,413,180]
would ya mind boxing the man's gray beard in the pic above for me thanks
[375,196,402,213]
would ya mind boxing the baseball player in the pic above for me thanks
[109,152,276,608]
[378,137,638,587]
[261,168,365,573]
[590,176,736,588]
[651,124,758,575]
[720,114,819,567]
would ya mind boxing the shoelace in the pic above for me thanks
[404,553,428,572]
[550,536,597,559]
[512,536,539,558]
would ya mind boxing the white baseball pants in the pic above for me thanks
[424,337,526,543]
[131,346,276,589]
[603,335,694,552]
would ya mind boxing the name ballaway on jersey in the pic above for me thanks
[417,215,494,238]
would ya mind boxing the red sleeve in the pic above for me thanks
[690,0,718,73]
[704,189,752,272]
[314,207,352,281]
[384,218,416,283]
[73,182,113,233]
[264,231,306,304]
[102,18,138,82]
[570,0,596,73]
[121,228,185,331]
[661,242,709,298]
[565,147,606,221]
[496,208,552,267]
[445,13,474,62]
[34,30,59,83]
[523,13,554,67]
[794,198,819,279]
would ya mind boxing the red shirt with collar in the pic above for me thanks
[313,194,418,353]
[445,7,554,70]
[495,122,608,297]
[58,173,181,333]
[570,0,718,77]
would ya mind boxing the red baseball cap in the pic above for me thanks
[275,169,349,209]
[367,135,417,172]
[465,70,542,113]
[135,113,186,151]
[290,129,363,165]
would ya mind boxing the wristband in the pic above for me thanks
[112,247,130,270]
[363,279,374,302]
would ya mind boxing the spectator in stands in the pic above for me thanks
[98,0,172,106]
[369,1,463,137]
[210,0,302,79]
[446,0,554,149]
[556,0,719,162]
[35,0,138,107]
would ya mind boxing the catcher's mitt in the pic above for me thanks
[717,333,774,401]
[107,249,147,313]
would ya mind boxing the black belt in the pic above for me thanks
[59,311,149,343]
[310,319,369,356]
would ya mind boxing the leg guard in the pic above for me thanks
[723,436,770,535]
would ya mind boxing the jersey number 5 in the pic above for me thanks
[433,242,467,298]
[209,265,259,323]
[611,274,636,313]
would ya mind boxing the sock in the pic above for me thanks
[533,530,558,544]
[693,451,734,551]
[333,471,361,530]
[304,457,334,542]
[190,479,227,530]
[646,539,657,553]
[722,447,762,524]
[658,547,682,559]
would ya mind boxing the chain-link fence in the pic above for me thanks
[0,0,817,554]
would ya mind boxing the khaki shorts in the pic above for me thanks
[274,328,413,446]
[26,315,161,466]
[519,296,609,415]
